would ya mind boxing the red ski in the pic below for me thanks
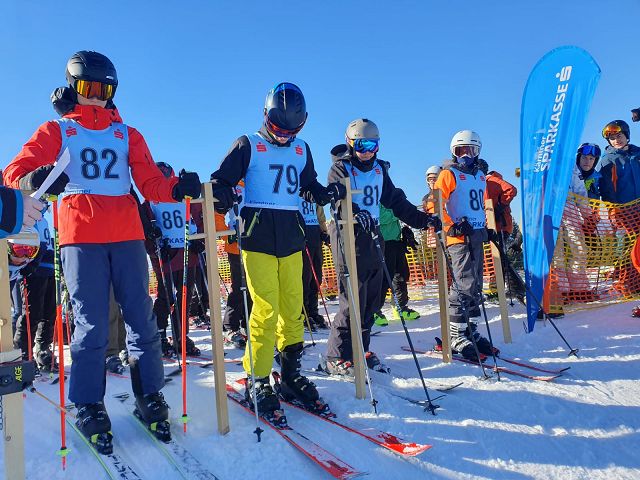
[226,384,366,479]
[496,355,571,375]
[402,347,563,382]
[268,374,431,457]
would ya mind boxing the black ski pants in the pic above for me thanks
[13,274,55,358]
[302,237,324,318]
[223,252,252,332]
[327,225,384,360]
[378,239,409,310]
[153,263,196,342]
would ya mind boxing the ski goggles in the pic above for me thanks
[601,124,623,139]
[264,115,304,141]
[578,144,600,157]
[349,138,380,154]
[8,243,39,259]
[452,145,480,158]
[72,79,116,101]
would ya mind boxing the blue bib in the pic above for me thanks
[243,133,308,210]
[36,217,54,253]
[150,202,196,248]
[299,197,318,225]
[445,169,486,229]
[347,161,384,221]
[56,118,132,197]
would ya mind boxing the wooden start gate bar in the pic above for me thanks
[190,182,233,434]
[0,231,39,480]
[337,178,367,399]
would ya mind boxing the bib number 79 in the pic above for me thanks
[269,164,299,194]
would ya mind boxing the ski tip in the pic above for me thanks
[383,442,433,456]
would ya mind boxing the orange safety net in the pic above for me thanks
[544,193,640,314]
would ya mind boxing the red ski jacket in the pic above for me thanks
[3,105,177,245]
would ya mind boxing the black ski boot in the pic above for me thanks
[469,322,500,356]
[451,322,483,362]
[34,348,57,373]
[76,402,113,454]
[134,392,171,442]
[244,376,281,415]
[105,355,125,374]
[310,314,328,330]
[223,329,247,349]
[279,343,328,413]
[365,351,390,373]
[160,335,175,357]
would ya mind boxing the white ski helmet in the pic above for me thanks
[450,130,482,158]
[425,165,442,183]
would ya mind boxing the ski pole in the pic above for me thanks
[52,198,69,468]
[180,196,192,433]
[301,303,316,347]
[478,296,501,381]
[23,278,34,362]
[491,238,578,357]
[370,229,439,414]
[329,198,378,414]
[304,244,332,328]
[435,230,490,379]
[233,201,264,442]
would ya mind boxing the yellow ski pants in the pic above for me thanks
[241,250,304,377]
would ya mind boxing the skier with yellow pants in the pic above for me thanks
[210,82,346,414]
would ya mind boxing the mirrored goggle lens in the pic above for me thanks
[9,244,39,259]
[579,144,599,156]
[453,145,480,158]
[265,116,300,139]
[74,79,115,101]
[352,138,380,153]
[602,124,622,139]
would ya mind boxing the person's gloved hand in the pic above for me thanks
[486,227,499,243]
[632,108,640,122]
[227,233,237,244]
[159,243,176,261]
[307,182,347,206]
[19,165,69,196]
[20,194,44,228]
[172,170,201,201]
[447,218,473,237]
[419,213,442,232]
[188,240,205,255]
[354,210,375,234]
[211,180,236,213]
[148,221,163,241]
[320,231,331,247]
[401,226,418,250]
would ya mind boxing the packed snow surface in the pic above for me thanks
[6,298,640,479]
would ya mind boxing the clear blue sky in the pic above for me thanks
[2,1,638,223]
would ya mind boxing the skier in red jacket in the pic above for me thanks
[3,51,201,452]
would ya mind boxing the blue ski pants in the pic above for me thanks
[62,241,164,404]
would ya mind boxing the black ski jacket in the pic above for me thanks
[210,129,327,258]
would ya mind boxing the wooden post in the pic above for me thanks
[338,178,366,399]
[485,198,512,343]
[434,190,451,363]
[198,183,230,434]
[0,238,26,480]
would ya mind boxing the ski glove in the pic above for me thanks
[420,213,442,233]
[401,226,418,250]
[632,108,640,123]
[148,221,163,241]
[19,165,69,196]
[159,243,177,261]
[486,227,499,243]
[211,181,236,213]
[304,182,347,206]
[172,170,201,201]
[354,210,375,234]
[320,231,331,247]
[189,240,205,255]
[447,218,473,237]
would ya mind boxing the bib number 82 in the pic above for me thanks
[80,148,119,180]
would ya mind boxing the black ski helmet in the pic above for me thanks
[263,82,307,135]
[156,162,174,178]
[601,120,630,144]
[65,51,118,92]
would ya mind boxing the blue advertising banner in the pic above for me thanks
[520,46,600,332]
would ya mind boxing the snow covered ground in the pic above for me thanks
[5,296,640,480]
